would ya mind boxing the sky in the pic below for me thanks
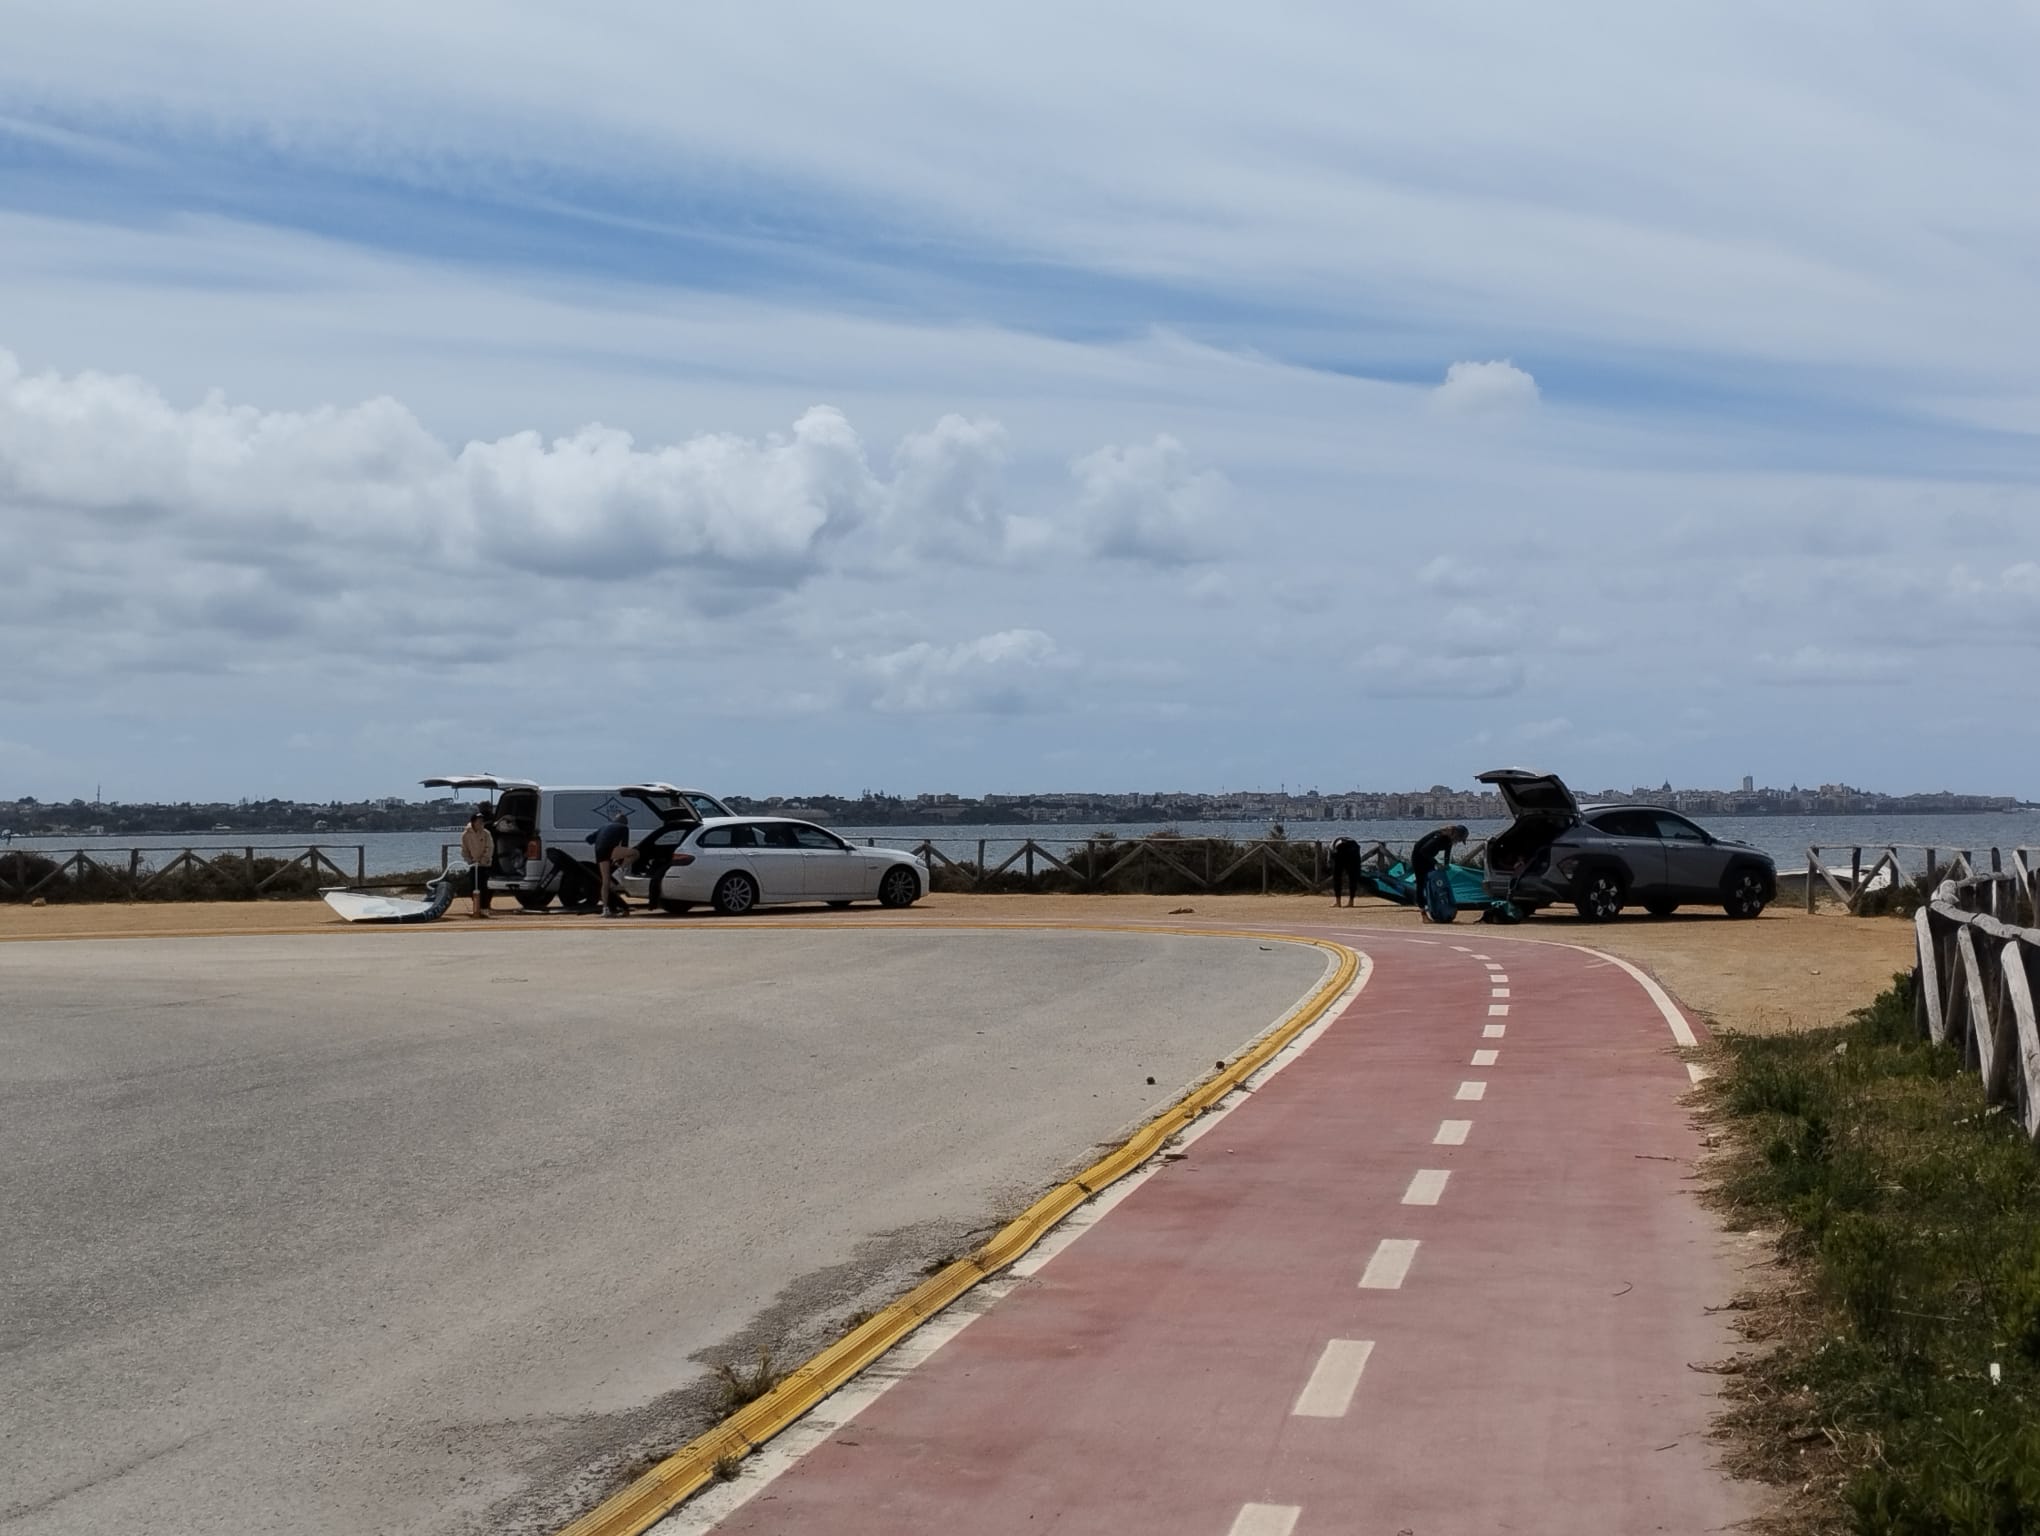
[2,2,2038,803]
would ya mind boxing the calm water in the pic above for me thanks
[8,813,2037,879]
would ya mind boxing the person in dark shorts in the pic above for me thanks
[1408,824,1468,915]
[1329,835,1363,906]
[588,810,634,917]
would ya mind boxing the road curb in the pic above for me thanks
[553,927,1361,1536]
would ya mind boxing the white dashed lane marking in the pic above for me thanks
[1228,1504,1302,1536]
[1483,962,1503,972]
[1434,1118,1471,1145]
[1488,974,1509,984]
[1291,1339,1375,1418]
[1490,987,1511,998]
[1471,1048,1499,1067]
[1472,953,1493,961]
[1488,1003,1510,1017]
[1402,1169,1451,1205]
[1450,945,1473,954]
[1359,1239,1421,1289]
[1455,1080,1487,1101]
[1483,1023,1506,1038]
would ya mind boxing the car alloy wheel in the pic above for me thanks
[1724,868,1767,919]
[1577,870,1625,922]
[877,866,920,909]
[712,872,758,916]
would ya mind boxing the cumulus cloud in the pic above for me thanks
[1430,360,1540,416]
[884,413,1014,562]
[1070,435,1231,565]
[842,628,1068,714]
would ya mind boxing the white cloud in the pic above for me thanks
[1352,645,1525,699]
[1070,435,1231,565]
[884,413,1014,562]
[1430,360,1540,416]
[842,628,1068,714]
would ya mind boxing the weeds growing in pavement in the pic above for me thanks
[710,1350,782,1414]
[1705,971,2040,1534]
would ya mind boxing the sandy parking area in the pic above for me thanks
[0,891,1917,1035]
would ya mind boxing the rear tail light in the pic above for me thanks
[669,852,695,866]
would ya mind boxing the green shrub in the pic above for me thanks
[1712,970,2040,1532]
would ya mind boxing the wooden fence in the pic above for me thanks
[1914,870,2040,1142]
[1801,844,2037,915]
[900,836,1404,894]
[0,844,368,901]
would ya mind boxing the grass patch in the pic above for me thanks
[1705,970,2040,1533]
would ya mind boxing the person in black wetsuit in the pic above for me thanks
[1329,835,1363,906]
[1408,824,1468,910]
[588,811,635,918]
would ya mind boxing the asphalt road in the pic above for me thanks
[0,925,1327,1536]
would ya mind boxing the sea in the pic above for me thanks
[7,813,2038,879]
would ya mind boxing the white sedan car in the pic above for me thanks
[622,817,927,915]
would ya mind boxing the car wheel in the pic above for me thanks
[712,872,759,916]
[516,892,552,911]
[1574,868,1627,922]
[659,900,693,915]
[1723,866,1768,920]
[1643,898,1678,918]
[877,865,921,909]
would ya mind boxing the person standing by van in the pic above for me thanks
[589,810,634,918]
[461,805,495,919]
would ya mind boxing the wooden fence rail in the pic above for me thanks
[1915,872,2040,1142]
[0,844,368,901]
[899,836,1405,894]
[1800,844,2036,915]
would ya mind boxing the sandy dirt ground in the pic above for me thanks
[0,892,1914,1035]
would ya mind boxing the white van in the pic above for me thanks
[423,775,734,910]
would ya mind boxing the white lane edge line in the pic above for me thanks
[1471,1048,1499,1067]
[1291,1338,1375,1418]
[1483,1023,1506,1038]
[655,946,1376,1534]
[1434,1118,1472,1145]
[1570,944,1700,1048]
[1401,1169,1451,1206]
[1359,1238,1420,1289]
[1456,1080,1487,1100]
[1229,1505,1303,1536]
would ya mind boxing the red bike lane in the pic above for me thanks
[692,927,1754,1535]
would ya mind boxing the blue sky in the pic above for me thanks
[2,2,2037,802]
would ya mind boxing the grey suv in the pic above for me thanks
[1478,768,1775,921]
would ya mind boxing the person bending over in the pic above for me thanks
[589,810,635,918]
[1329,835,1363,907]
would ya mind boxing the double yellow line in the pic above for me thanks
[557,926,1361,1536]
